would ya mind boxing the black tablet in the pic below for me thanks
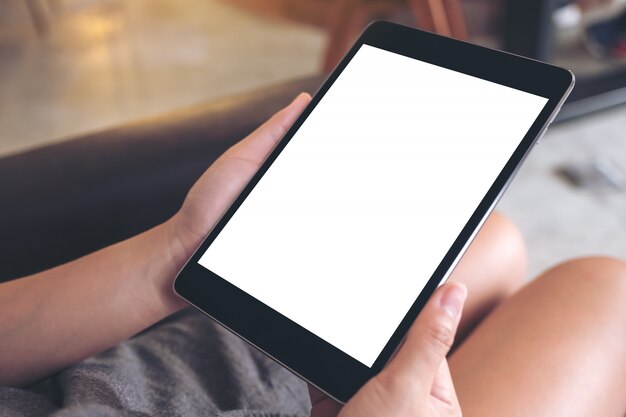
[174,21,574,403]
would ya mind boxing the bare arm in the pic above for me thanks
[0,220,185,386]
[0,94,311,386]
[1,93,469,417]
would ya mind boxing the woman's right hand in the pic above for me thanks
[310,282,467,417]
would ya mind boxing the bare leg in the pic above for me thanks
[448,212,527,339]
[450,257,626,417]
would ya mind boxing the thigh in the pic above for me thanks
[449,257,626,417]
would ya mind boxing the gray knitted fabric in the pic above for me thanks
[0,309,311,417]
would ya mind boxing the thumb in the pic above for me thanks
[383,282,467,392]
[228,92,311,162]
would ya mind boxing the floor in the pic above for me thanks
[1,0,625,278]
[498,106,626,278]
[0,0,325,157]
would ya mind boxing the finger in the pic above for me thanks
[308,385,342,417]
[229,92,311,162]
[383,282,467,392]
[308,385,328,406]
[430,360,460,410]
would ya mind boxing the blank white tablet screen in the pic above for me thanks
[198,44,548,367]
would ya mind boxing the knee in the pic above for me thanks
[456,211,527,297]
[540,256,626,287]
[535,256,626,316]
[482,212,527,289]
[488,212,527,263]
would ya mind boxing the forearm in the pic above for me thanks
[0,217,187,386]
[0,94,311,388]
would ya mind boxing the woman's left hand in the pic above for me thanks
[168,93,311,265]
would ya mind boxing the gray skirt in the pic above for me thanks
[0,308,311,417]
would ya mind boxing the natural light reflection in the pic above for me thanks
[72,10,118,41]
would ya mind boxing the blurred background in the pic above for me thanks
[0,0,326,157]
[1,0,625,280]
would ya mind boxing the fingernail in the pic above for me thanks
[440,284,467,318]
[291,92,306,104]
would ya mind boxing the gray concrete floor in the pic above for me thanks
[498,106,626,278]
[1,0,624,277]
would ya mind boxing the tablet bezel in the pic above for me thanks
[174,21,574,403]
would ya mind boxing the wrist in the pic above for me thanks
[142,216,192,319]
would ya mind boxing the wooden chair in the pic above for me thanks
[23,0,62,36]
[323,0,468,72]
